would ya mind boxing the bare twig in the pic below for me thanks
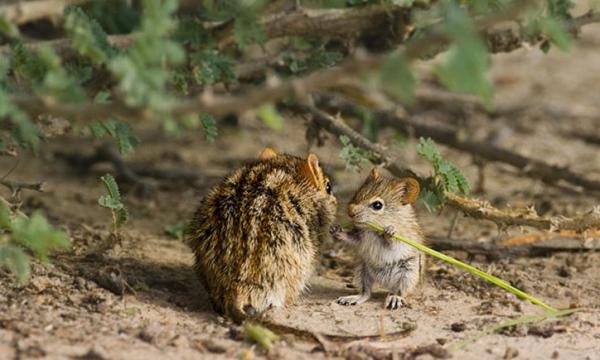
[291,103,600,232]
[0,0,90,25]
[0,179,45,196]
[289,103,415,178]
[321,94,600,193]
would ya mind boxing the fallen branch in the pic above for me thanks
[0,0,90,25]
[291,103,600,232]
[428,234,600,259]
[320,94,600,193]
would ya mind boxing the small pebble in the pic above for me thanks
[451,322,466,332]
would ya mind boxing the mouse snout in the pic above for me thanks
[348,204,358,218]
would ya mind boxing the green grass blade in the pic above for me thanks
[450,308,583,351]
[363,221,557,312]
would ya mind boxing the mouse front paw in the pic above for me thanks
[384,294,407,310]
[336,294,368,306]
[329,224,342,236]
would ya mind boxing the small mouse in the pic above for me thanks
[330,167,424,309]
[186,147,337,323]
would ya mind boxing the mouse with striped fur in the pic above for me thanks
[186,148,337,323]
[330,167,424,309]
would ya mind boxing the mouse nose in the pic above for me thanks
[348,204,357,218]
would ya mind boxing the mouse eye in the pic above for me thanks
[325,181,332,195]
[370,200,383,211]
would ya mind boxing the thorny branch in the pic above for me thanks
[320,94,600,193]
[291,103,600,233]
[7,0,540,122]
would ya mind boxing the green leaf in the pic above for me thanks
[547,0,574,20]
[0,200,11,229]
[116,208,129,228]
[36,46,85,102]
[258,104,284,130]
[419,188,446,213]
[98,195,124,210]
[436,2,493,107]
[99,174,121,202]
[307,47,343,70]
[88,120,139,155]
[108,0,184,109]
[200,114,218,143]
[64,7,117,65]
[190,50,236,86]
[0,244,30,285]
[10,41,49,83]
[540,17,572,51]
[113,122,140,155]
[416,137,441,163]
[379,53,416,105]
[164,223,186,240]
[417,137,470,204]
[232,6,266,48]
[11,212,70,264]
[339,135,376,172]
[0,14,19,38]
[162,117,182,136]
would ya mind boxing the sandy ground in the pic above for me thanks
[1,21,600,360]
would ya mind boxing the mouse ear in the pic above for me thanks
[368,167,380,181]
[302,153,325,189]
[397,178,420,205]
[258,147,277,160]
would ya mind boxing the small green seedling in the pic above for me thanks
[98,174,128,235]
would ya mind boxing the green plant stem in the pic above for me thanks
[363,221,557,312]
[450,308,583,351]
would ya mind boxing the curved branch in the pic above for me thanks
[320,94,600,193]
[292,103,600,233]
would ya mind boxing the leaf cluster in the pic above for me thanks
[339,135,377,172]
[0,200,70,285]
[417,137,470,212]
